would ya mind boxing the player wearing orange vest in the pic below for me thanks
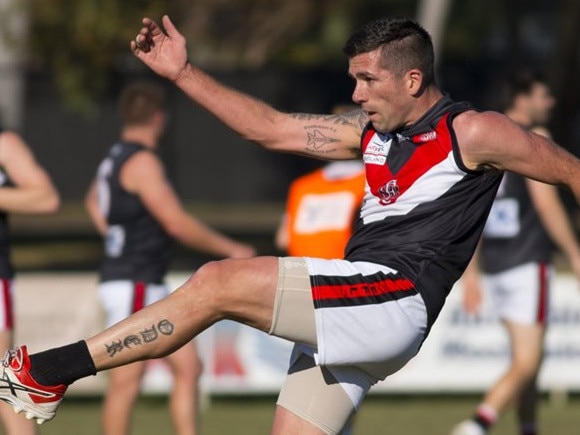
[276,160,365,259]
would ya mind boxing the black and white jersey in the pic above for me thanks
[345,96,503,327]
[96,142,172,284]
[480,172,553,274]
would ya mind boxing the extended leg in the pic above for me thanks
[0,256,279,424]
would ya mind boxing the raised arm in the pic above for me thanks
[454,110,580,205]
[131,15,365,160]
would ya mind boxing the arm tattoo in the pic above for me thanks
[337,109,369,131]
[104,318,175,358]
[290,110,368,156]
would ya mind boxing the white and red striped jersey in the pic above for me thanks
[345,96,503,327]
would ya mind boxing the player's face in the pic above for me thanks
[348,48,412,133]
[527,82,555,125]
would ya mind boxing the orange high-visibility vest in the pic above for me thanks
[285,162,365,259]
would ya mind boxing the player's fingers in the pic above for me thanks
[133,33,151,53]
[161,15,180,39]
[142,17,157,33]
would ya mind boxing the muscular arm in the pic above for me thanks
[123,152,255,258]
[0,131,60,214]
[454,111,580,205]
[131,15,365,160]
[173,66,364,159]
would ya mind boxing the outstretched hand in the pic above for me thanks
[131,15,189,82]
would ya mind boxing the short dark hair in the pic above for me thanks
[118,81,165,126]
[499,68,547,112]
[343,17,435,86]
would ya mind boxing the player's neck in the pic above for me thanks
[505,109,532,129]
[121,126,159,149]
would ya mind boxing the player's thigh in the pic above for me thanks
[185,256,280,333]
[276,350,372,435]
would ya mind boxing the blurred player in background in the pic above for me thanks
[85,81,256,435]
[275,105,365,260]
[0,127,60,434]
[451,70,580,435]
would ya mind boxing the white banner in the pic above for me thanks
[377,275,580,393]
[13,272,580,395]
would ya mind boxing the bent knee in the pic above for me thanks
[186,260,224,286]
[179,260,229,309]
[509,359,541,381]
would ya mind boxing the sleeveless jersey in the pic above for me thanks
[285,161,365,258]
[0,129,14,279]
[344,95,503,327]
[480,172,553,274]
[96,142,172,284]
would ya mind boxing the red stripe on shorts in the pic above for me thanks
[313,277,415,301]
[1,279,12,330]
[132,281,146,314]
[536,263,548,324]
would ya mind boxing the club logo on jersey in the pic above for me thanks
[378,179,399,205]
[412,130,437,143]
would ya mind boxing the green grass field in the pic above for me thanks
[25,393,579,435]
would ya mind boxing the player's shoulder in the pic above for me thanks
[452,110,515,146]
[453,109,507,132]
[451,110,520,170]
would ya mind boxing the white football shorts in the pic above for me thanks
[98,280,169,328]
[483,261,552,325]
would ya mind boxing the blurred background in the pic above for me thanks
[1,0,579,272]
[1,2,580,433]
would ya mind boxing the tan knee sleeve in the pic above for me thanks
[269,258,317,346]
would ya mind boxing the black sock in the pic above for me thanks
[473,415,492,431]
[29,340,97,386]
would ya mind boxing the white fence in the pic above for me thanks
[13,272,580,396]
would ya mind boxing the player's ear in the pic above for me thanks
[406,69,423,96]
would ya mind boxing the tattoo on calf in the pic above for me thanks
[105,319,175,358]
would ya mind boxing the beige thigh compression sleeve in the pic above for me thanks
[269,257,317,346]
[277,352,356,435]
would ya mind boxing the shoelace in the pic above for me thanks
[1,349,20,369]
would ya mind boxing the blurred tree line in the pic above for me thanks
[5,0,415,110]
[1,0,580,151]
